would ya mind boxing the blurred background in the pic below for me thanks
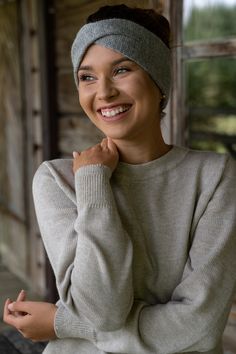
[0,0,235,351]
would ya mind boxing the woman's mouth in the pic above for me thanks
[99,105,131,120]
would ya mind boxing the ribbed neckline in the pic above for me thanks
[113,145,189,181]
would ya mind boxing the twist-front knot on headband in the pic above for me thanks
[71,18,171,108]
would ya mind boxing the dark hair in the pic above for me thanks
[86,4,170,49]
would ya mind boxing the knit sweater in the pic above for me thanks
[32,146,236,354]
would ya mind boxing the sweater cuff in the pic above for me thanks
[54,303,96,342]
[75,164,113,207]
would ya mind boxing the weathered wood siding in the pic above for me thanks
[54,0,166,156]
[0,0,48,295]
[0,0,28,280]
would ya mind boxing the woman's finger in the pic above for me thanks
[3,299,20,328]
[107,137,118,154]
[14,290,27,317]
[16,289,26,301]
[7,301,31,315]
[3,298,12,319]
[73,151,80,158]
[100,138,109,150]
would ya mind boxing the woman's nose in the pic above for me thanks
[97,77,119,100]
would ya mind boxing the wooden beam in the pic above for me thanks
[0,203,25,225]
[37,0,58,161]
[19,0,40,290]
[37,0,58,303]
[169,0,186,146]
[183,38,236,60]
[149,0,165,12]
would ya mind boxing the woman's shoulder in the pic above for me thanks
[179,146,235,173]
[32,159,76,208]
[34,158,73,180]
[33,158,75,201]
[178,146,236,191]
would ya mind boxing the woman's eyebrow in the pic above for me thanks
[78,65,92,71]
[78,58,132,71]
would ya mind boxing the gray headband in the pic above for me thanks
[71,18,171,108]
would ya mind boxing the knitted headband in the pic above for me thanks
[71,18,171,108]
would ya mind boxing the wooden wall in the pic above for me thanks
[0,0,49,295]
[0,0,28,279]
[54,0,166,157]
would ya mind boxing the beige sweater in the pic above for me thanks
[32,146,236,354]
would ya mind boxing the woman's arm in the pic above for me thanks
[32,139,133,335]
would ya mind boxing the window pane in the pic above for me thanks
[183,0,236,42]
[185,58,236,154]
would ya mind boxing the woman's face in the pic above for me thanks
[78,44,162,142]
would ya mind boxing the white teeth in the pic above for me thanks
[101,105,129,117]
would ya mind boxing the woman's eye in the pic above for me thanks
[114,67,130,75]
[78,74,95,82]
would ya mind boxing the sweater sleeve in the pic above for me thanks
[54,157,236,353]
[32,162,133,333]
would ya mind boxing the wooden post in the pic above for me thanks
[37,0,58,303]
[37,0,58,161]
[169,0,186,146]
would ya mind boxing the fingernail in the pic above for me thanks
[8,303,14,311]
[73,151,78,158]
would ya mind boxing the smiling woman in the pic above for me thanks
[77,45,164,154]
[3,4,236,354]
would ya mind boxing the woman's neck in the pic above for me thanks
[113,133,172,165]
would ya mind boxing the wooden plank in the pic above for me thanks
[59,115,104,156]
[148,0,164,12]
[38,0,58,161]
[169,0,186,146]
[183,38,236,60]
[162,0,170,19]
[0,0,24,218]
[1,214,28,281]
[20,0,48,297]
[37,0,59,302]
[57,70,83,113]
[55,0,89,9]
[0,0,30,283]
[0,203,25,225]
[55,0,155,11]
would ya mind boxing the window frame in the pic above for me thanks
[168,0,236,147]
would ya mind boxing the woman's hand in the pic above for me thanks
[73,137,119,173]
[3,293,57,342]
